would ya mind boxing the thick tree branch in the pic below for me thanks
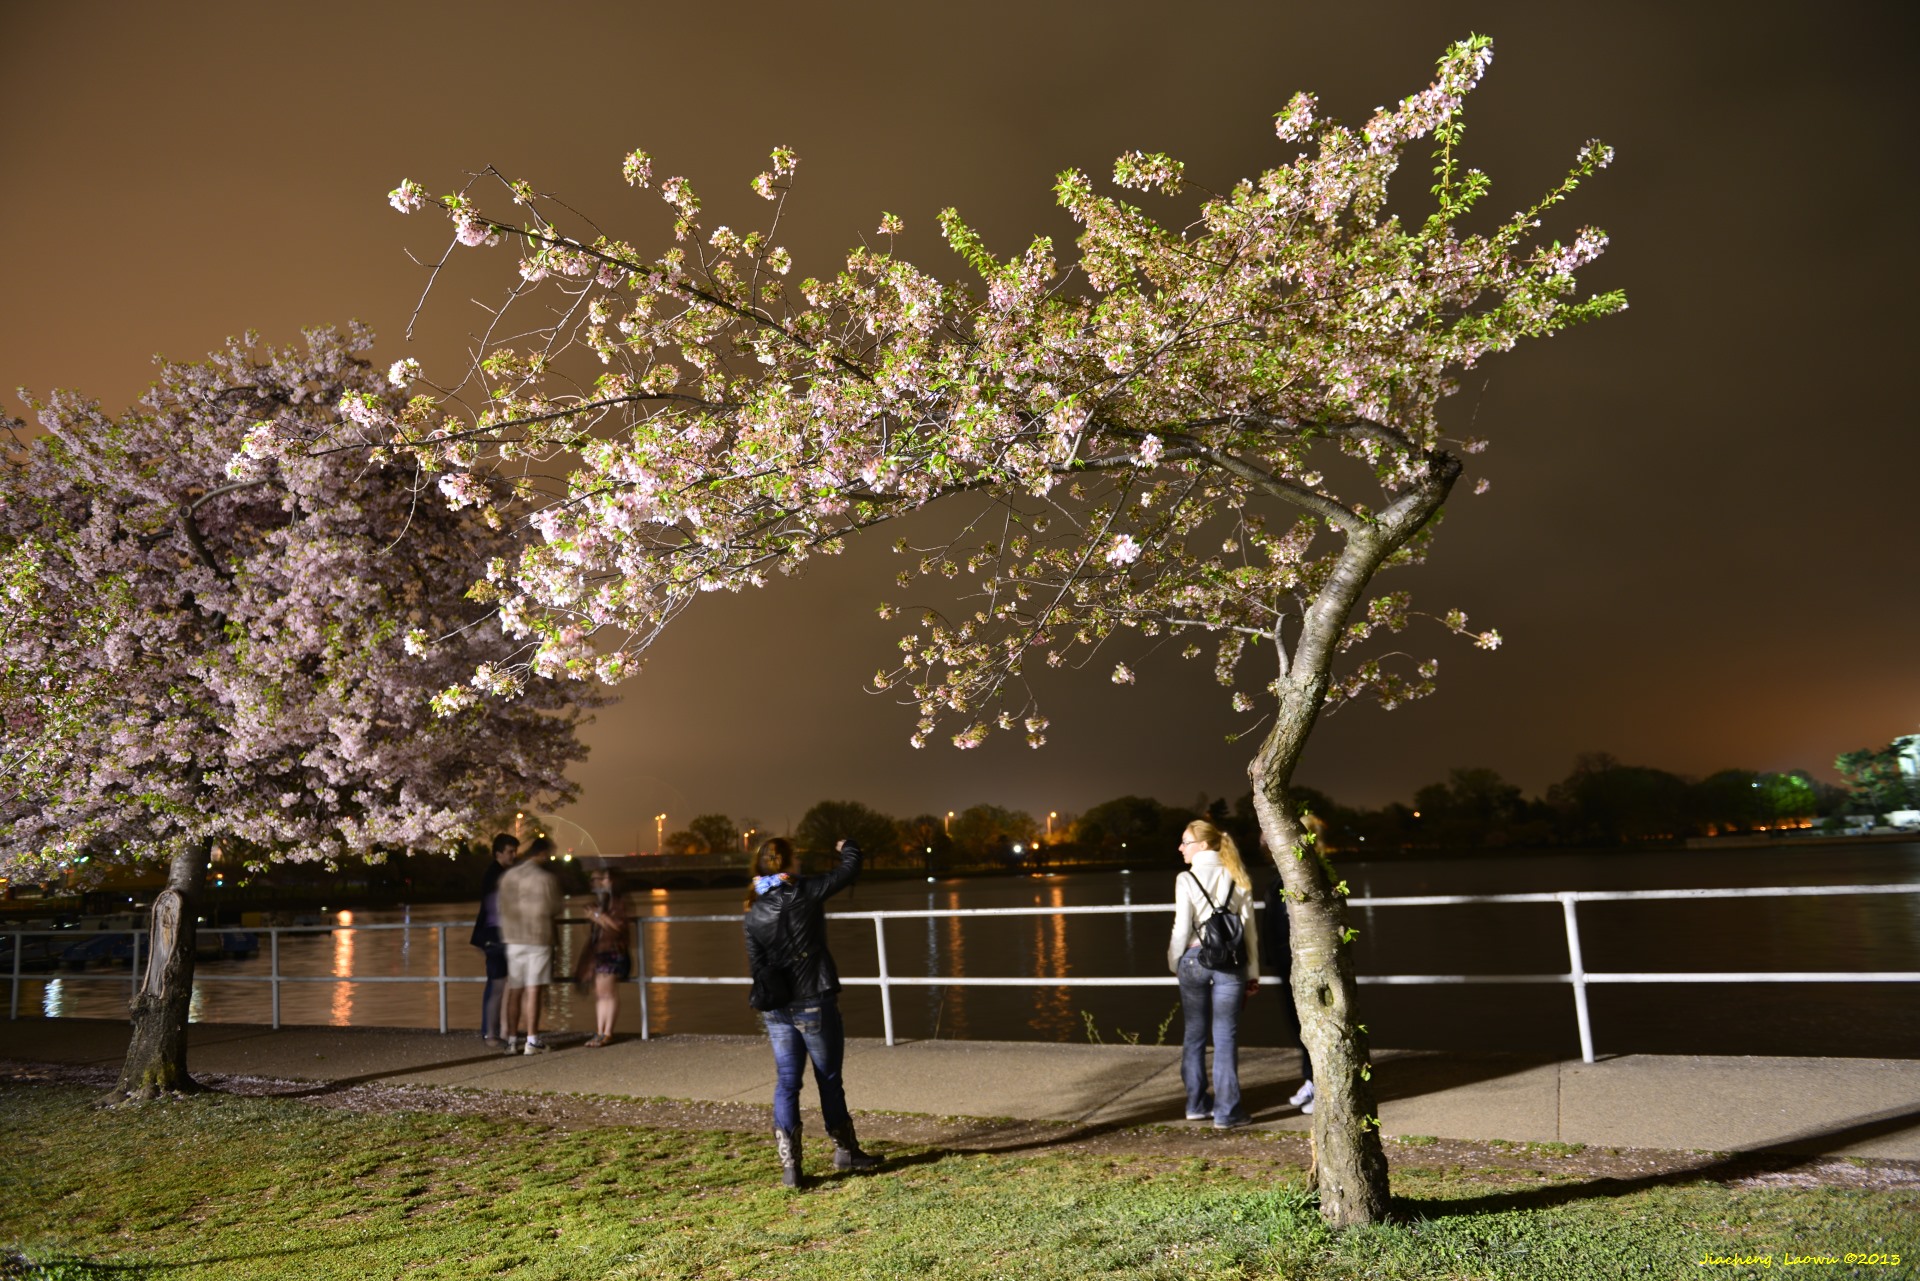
[176,502,229,584]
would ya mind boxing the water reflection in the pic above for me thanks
[922,890,941,1035]
[943,888,967,1038]
[643,892,673,1031]
[330,910,356,1025]
[1030,883,1072,1037]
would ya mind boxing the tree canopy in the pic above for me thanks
[293,36,1618,758]
[1,327,590,875]
[1837,739,1920,814]
[795,799,901,860]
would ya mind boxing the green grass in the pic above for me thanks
[0,1084,1912,1280]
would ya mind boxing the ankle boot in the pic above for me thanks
[829,1121,883,1171]
[774,1127,803,1188]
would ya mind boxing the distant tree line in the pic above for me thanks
[643,735,1918,866]
[1277,740,1915,852]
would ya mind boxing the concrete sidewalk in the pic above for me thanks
[5,1018,1918,1161]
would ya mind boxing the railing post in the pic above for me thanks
[635,918,651,1041]
[436,925,449,1035]
[874,916,895,1047]
[270,928,281,1030]
[1560,892,1596,1063]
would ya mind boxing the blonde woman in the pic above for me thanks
[1168,819,1262,1128]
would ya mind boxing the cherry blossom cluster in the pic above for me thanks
[302,36,1620,751]
[2,329,591,875]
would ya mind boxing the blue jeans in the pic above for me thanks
[1178,948,1247,1124]
[761,995,851,1133]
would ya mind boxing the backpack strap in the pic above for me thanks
[1187,869,1222,915]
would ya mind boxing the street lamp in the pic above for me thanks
[1047,811,1057,841]
[655,813,666,853]
[945,810,954,835]
[743,828,757,853]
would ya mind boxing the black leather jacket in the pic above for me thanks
[743,839,863,1005]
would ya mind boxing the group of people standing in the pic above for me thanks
[471,831,630,1053]
[467,819,1311,1191]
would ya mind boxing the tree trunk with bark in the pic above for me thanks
[1250,450,1460,1227]
[108,841,209,1103]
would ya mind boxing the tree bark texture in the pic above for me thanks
[110,841,209,1102]
[1250,451,1460,1227]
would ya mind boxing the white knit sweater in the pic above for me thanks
[1166,849,1261,979]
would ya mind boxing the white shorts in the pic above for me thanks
[505,943,553,988]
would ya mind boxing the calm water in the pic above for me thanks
[16,841,1920,1058]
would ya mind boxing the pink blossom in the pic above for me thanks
[388,179,427,214]
[436,471,491,511]
[453,214,497,248]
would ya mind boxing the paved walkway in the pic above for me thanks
[5,1019,1918,1160]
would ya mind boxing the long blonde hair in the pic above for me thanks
[1184,820,1250,894]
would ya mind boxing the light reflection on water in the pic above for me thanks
[330,910,355,1026]
[12,842,1920,1057]
[1030,882,1071,1038]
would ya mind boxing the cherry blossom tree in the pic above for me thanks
[1,326,592,1101]
[317,36,1620,1222]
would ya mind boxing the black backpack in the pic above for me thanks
[1188,872,1247,972]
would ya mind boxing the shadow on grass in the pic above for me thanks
[271,1046,554,1098]
[1398,1103,1920,1220]
[3,1234,408,1277]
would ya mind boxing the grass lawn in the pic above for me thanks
[0,1082,1913,1279]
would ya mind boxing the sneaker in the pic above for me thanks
[1185,1110,1211,1121]
[1300,1099,1313,1115]
[523,1037,551,1054]
[503,1037,522,1055]
[1213,1114,1250,1131]
[1289,1080,1315,1107]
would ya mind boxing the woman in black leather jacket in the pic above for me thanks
[743,835,882,1187]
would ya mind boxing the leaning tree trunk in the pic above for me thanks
[1252,711,1391,1227]
[1251,448,1461,1227]
[109,840,210,1102]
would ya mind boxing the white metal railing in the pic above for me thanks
[630,883,1920,1062]
[2,921,556,1033]
[7,885,1919,1061]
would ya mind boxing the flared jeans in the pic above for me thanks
[1178,948,1248,1125]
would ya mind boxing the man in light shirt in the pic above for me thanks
[497,834,562,1054]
